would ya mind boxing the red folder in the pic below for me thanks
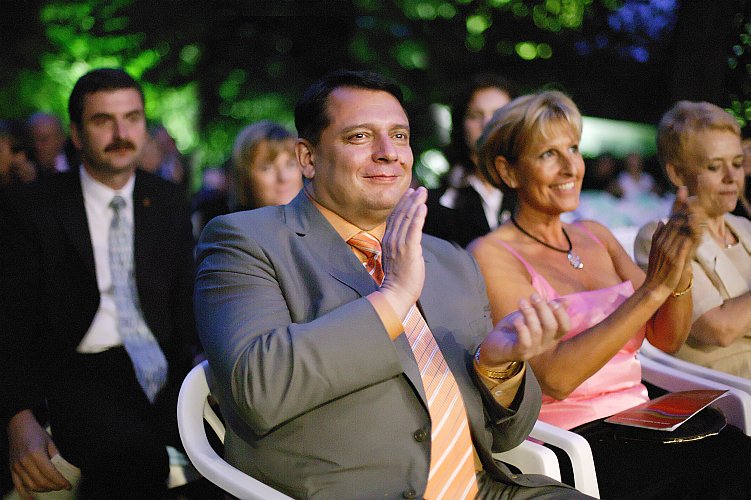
[604,390,728,431]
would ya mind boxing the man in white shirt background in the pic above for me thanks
[1,68,196,499]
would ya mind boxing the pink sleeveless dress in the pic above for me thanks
[496,225,649,430]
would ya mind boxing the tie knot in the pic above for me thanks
[347,232,384,285]
[110,195,126,213]
[347,231,381,258]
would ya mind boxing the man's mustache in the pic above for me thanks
[104,140,136,152]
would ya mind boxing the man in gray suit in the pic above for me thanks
[195,70,583,498]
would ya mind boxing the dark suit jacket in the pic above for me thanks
[424,185,498,248]
[194,191,564,498]
[0,168,195,423]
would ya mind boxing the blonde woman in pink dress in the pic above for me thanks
[468,90,749,499]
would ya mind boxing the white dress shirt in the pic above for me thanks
[438,171,503,230]
[76,166,135,352]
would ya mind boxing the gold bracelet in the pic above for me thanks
[671,275,693,298]
[474,347,523,380]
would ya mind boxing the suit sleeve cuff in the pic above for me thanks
[475,362,527,408]
[366,291,404,341]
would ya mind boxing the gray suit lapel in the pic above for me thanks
[284,191,378,298]
[284,192,430,409]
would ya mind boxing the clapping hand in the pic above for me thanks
[478,294,570,367]
[379,187,428,320]
[645,186,704,294]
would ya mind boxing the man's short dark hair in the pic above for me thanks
[294,70,405,145]
[68,68,144,127]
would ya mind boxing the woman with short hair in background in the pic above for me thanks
[636,101,751,378]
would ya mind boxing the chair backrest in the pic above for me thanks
[177,360,293,500]
[639,339,751,434]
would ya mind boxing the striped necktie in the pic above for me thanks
[347,232,479,499]
[109,195,168,403]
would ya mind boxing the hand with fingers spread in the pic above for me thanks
[478,294,570,368]
[379,187,428,320]
[8,410,72,499]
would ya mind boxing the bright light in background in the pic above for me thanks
[580,116,657,158]
[417,111,658,187]
[430,103,451,145]
[415,149,450,188]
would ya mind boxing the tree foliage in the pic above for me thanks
[2,0,744,182]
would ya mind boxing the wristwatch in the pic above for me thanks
[474,347,523,380]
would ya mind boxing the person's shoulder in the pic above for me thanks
[202,204,284,238]
[2,172,71,211]
[467,225,513,257]
[725,212,751,234]
[135,169,184,198]
[572,219,612,239]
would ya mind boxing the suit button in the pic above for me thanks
[403,489,417,499]
[413,429,428,442]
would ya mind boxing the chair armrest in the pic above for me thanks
[639,353,751,434]
[493,440,561,481]
[178,362,293,500]
[639,340,751,394]
[529,421,600,498]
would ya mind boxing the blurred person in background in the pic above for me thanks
[616,152,655,200]
[27,112,72,176]
[0,120,37,189]
[231,120,303,212]
[191,166,230,240]
[636,101,751,378]
[423,73,516,247]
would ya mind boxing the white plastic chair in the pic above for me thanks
[180,361,592,498]
[177,360,293,500]
[502,342,751,499]
[493,438,562,481]
[639,339,751,434]
[639,338,751,396]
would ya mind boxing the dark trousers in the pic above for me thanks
[47,348,179,499]
[550,416,751,499]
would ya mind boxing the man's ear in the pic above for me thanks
[70,123,82,150]
[664,162,685,188]
[495,156,518,189]
[296,139,315,179]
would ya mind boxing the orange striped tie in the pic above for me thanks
[347,232,479,499]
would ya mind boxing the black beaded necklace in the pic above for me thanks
[510,215,584,269]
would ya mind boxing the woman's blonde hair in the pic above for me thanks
[232,120,295,208]
[657,101,740,175]
[477,90,582,194]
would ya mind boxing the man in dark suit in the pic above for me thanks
[1,68,195,498]
[195,70,584,498]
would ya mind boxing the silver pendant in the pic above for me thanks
[567,251,584,269]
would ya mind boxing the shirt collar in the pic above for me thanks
[79,165,135,211]
[304,187,386,243]
[467,173,502,206]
